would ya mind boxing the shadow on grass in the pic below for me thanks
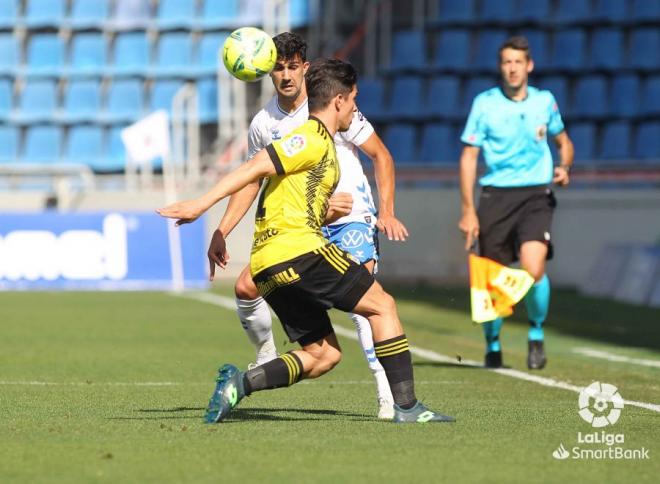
[387,284,660,353]
[110,406,372,423]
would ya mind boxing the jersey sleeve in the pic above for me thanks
[266,130,319,175]
[546,92,565,136]
[247,116,264,160]
[339,108,374,147]
[461,96,487,147]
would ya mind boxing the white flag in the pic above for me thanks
[121,110,170,164]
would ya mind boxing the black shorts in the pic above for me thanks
[252,244,375,346]
[477,185,556,266]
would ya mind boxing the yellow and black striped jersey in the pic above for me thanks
[250,116,340,276]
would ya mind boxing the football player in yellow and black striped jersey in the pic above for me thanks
[157,59,454,424]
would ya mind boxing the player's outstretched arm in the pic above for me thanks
[458,144,481,251]
[157,150,276,226]
[359,132,409,241]
[552,131,574,187]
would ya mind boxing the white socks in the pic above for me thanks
[236,296,278,365]
[350,312,394,403]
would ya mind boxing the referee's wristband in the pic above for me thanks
[559,164,572,174]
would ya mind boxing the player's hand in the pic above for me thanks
[207,229,230,281]
[156,199,207,226]
[553,166,570,186]
[377,213,409,241]
[458,210,479,251]
[324,192,353,224]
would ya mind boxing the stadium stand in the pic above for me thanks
[432,29,471,73]
[69,0,110,30]
[68,33,107,77]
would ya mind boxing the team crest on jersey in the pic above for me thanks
[536,124,547,141]
[282,134,306,156]
[271,128,281,140]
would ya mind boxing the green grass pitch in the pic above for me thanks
[1,286,658,483]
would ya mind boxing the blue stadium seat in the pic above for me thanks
[538,76,569,116]
[550,30,586,72]
[26,34,65,77]
[631,0,660,22]
[568,122,596,161]
[389,31,426,72]
[0,79,11,120]
[634,122,660,161]
[197,77,218,123]
[640,76,660,117]
[611,75,640,118]
[629,29,660,71]
[384,124,417,163]
[111,0,151,30]
[62,80,102,122]
[600,122,631,161]
[478,0,514,25]
[17,80,58,123]
[152,33,193,76]
[420,123,458,163]
[112,32,150,76]
[104,126,127,171]
[432,29,471,72]
[387,77,423,120]
[432,0,475,25]
[554,0,593,24]
[518,30,549,69]
[573,76,608,119]
[513,0,551,24]
[66,126,104,165]
[0,125,18,162]
[590,28,623,70]
[593,0,628,23]
[0,35,18,75]
[475,30,507,71]
[197,33,229,76]
[24,0,65,28]
[199,0,240,29]
[289,0,310,27]
[104,79,144,122]
[150,79,185,112]
[24,125,61,162]
[356,78,385,120]
[462,77,496,115]
[157,0,196,29]
[0,0,17,29]
[69,33,107,76]
[423,75,460,119]
[69,0,110,29]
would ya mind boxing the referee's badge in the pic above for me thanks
[536,125,547,141]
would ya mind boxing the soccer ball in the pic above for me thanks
[222,27,277,82]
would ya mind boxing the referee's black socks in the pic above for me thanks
[374,334,417,409]
[242,351,303,395]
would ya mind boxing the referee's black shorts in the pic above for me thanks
[477,184,556,266]
[253,243,375,346]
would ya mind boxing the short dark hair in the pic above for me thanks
[305,58,358,112]
[272,32,307,62]
[499,36,531,60]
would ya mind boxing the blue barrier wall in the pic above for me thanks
[0,212,207,290]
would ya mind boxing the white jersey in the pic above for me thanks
[247,96,376,225]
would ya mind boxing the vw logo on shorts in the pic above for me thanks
[341,230,364,248]
[578,382,624,428]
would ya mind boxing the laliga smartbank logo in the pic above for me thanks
[552,382,650,461]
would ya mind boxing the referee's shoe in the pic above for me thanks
[527,341,547,370]
[205,364,245,423]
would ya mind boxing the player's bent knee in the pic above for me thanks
[234,271,260,299]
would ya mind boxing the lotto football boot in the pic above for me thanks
[393,401,455,423]
[204,364,245,423]
[484,350,503,368]
[527,340,547,370]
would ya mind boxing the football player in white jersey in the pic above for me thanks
[208,32,408,419]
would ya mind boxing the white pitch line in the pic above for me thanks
[174,291,660,414]
[573,347,660,369]
[0,381,181,386]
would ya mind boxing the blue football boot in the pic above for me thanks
[204,364,245,423]
[393,401,455,423]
